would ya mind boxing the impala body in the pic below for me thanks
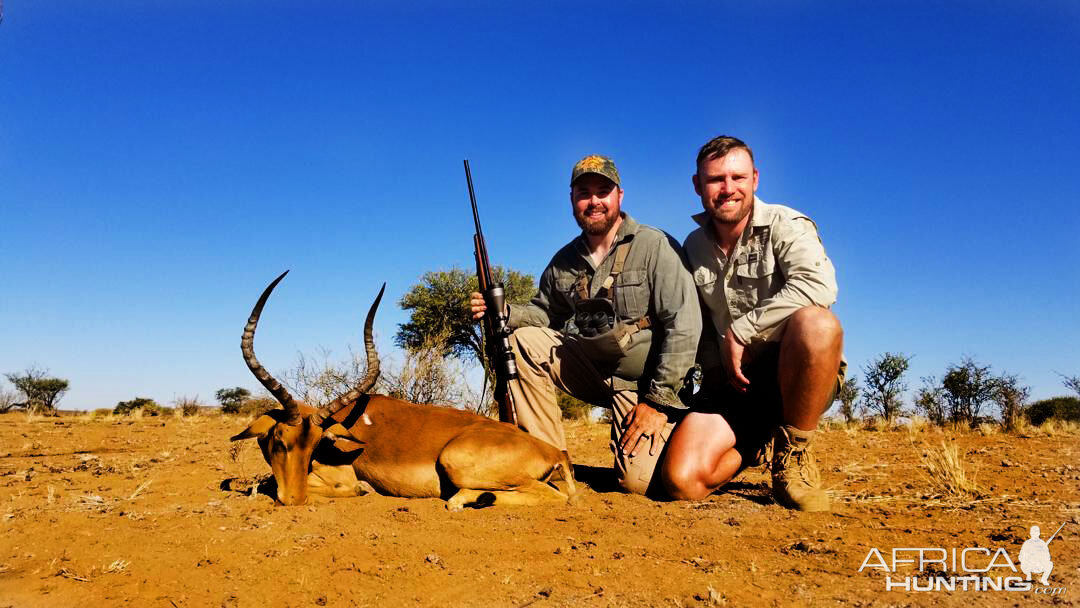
[231,272,577,509]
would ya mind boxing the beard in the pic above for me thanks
[708,197,753,225]
[575,206,620,235]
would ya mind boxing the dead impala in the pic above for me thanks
[230,271,578,509]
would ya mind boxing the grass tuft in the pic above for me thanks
[922,441,985,499]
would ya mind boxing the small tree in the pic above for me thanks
[5,367,69,414]
[215,387,251,414]
[914,377,947,425]
[940,357,997,425]
[114,397,162,416]
[283,345,371,407]
[0,388,16,414]
[861,352,910,422]
[992,373,1030,431]
[1058,373,1080,398]
[834,376,860,423]
[395,266,536,370]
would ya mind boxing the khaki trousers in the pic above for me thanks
[508,326,675,496]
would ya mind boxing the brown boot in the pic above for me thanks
[771,425,829,512]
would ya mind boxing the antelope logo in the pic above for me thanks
[230,271,578,509]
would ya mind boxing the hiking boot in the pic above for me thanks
[771,425,829,512]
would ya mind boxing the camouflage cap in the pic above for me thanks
[570,154,621,187]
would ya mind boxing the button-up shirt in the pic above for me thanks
[508,213,701,409]
[682,197,838,371]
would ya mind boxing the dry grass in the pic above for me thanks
[906,416,930,433]
[921,440,985,499]
[104,559,130,574]
[127,480,153,500]
[866,417,897,432]
[976,422,998,436]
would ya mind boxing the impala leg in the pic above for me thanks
[307,462,374,498]
[446,481,568,511]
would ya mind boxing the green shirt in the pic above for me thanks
[508,213,702,409]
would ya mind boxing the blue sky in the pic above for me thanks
[2,1,1078,410]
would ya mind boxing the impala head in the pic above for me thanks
[230,271,384,506]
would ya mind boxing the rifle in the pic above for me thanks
[464,159,519,425]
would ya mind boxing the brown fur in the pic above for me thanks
[229,273,577,509]
[232,396,577,509]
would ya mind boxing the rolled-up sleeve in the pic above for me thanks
[729,217,837,344]
[642,235,702,409]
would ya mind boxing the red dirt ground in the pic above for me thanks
[1,412,1077,607]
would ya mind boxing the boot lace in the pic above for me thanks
[775,440,820,486]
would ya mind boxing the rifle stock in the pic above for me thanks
[465,160,519,426]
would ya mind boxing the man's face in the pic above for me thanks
[693,148,759,227]
[571,174,623,235]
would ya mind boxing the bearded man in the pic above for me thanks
[470,155,701,496]
[662,135,845,511]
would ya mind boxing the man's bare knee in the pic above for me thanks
[787,307,843,349]
[661,465,710,501]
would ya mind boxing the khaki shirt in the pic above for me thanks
[508,213,701,409]
[683,198,837,371]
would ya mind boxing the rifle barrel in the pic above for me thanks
[465,160,484,239]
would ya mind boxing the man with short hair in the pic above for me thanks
[470,155,701,496]
[661,135,844,511]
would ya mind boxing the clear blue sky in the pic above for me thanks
[2,1,1078,410]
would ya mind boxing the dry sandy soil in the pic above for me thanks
[0,411,1077,607]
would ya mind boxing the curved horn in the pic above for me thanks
[241,270,303,425]
[313,283,385,424]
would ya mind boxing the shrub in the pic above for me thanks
[1026,396,1080,425]
[834,377,860,423]
[173,395,203,417]
[236,396,279,417]
[114,397,162,416]
[557,390,594,421]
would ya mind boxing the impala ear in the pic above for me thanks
[230,414,277,441]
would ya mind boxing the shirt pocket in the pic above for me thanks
[614,269,648,320]
[554,275,582,307]
[733,254,778,310]
[693,266,721,305]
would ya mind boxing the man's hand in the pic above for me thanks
[468,291,487,320]
[722,331,750,392]
[619,402,668,457]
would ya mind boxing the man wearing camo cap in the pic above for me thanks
[470,155,701,496]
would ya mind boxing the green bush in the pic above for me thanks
[557,390,594,421]
[114,397,162,416]
[236,396,278,417]
[1026,396,1080,425]
[172,395,202,417]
